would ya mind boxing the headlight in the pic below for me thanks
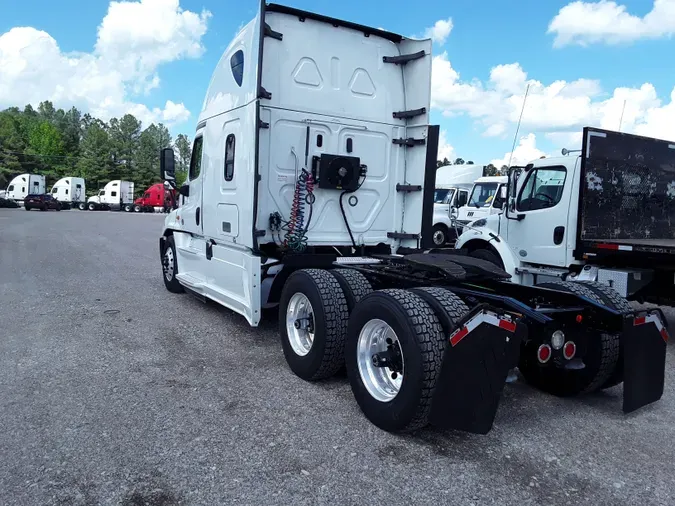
[471,219,487,228]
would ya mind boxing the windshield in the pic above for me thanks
[434,188,455,204]
[468,183,498,208]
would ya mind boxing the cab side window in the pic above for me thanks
[457,191,468,207]
[190,136,204,181]
[517,166,567,212]
[224,134,235,181]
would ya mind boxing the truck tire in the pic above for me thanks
[345,289,446,433]
[432,224,448,246]
[330,268,372,313]
[134,204,142,212]
[279,269,349,381]
[88,202,96,211]
[24,206,31,211]
[577,281,632,389]
[413,287,469,325]
[78,202,86,210]
[469,248,504,269]
[124,204,132,212]
[161,235,184,294]
[519,280,619,396]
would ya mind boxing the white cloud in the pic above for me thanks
[490,134,547,168]
[437,129,455,161]
[0,0,211,127]
[548,0,675,47]
[431,51,675,146]
[424,17,454,45]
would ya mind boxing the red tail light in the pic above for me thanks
[537,344,551,364]
[563,341,576,360]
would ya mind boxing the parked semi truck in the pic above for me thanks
[156,2,667,434]
[431,164,482,246]
[86,180,135,211]
[456,127,675,308]
[51,177,86,209]
[4,174,45,205]
[133,182,177,213]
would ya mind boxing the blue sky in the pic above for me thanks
[1,0,674,165]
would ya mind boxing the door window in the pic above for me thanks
[224,134,235,181]
[65,189,69,195]
[517,166,567,212]
[8,185,13,191]
[190,136,204,181]
[457,191,468,207]
[111,191,117,197]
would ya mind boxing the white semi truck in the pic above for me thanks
[4,174,45,205]
[51,177,86,209]
[86,180,135,211]
[156,2,667,435]
[431,164,482,246]
[456,127,675,308]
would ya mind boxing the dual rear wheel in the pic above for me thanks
[279,268,470,432]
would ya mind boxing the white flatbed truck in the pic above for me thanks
[157,2,668,434]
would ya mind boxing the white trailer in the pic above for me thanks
[431,164,483,246]
[155,3,668,435]
[5,174,45,204]
[51,177,86,209]
[86,180,135,211]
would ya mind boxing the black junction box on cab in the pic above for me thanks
[315,154,361,191]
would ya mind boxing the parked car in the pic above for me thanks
[0,197,19,208]
[24,194,62,211]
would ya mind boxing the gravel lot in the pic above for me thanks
[1,208,673,506]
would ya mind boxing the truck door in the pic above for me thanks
[202,119,241,244]
[505,164,572,267]
[181,133,205,237]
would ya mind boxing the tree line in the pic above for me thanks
[437,157,507,177]
[0,101,191,195]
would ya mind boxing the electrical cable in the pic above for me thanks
[339,175,366,250]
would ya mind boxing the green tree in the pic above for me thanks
[109,114,141,180]
[174,133,191,186]
[454,157,465,165]
[467,160,474,165]
[136,123,172,189]
[78,119,113,191]
[0,110,26,186]
[436,157,451,168]
[38,100,56,123]
[483,164,498,177]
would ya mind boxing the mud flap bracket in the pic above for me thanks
[429,305,525,434]
[622,311,668,413]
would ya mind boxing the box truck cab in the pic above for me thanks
[456,127,675,307]
[5,174,45,204]
[51,177,86,209]
[87,180,135,211]
[431,164,483,246]
[454,175,508,232]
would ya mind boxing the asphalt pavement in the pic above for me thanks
[1,208,674,506]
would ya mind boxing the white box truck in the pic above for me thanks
[431,164,483,246]
[51,177,86,209]
[4,174,46,205]
[86,180,135,211]
[155,2,667,435]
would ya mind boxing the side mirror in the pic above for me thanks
[450,206,458,224]
[179,184,190,197]
[160,148,176,187]
[500,186,507,200]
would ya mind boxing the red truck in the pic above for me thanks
[133,182,176,213]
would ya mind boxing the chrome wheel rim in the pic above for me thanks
[357,319,404,402]
[163,248,175,281]
[286,293,315,356]
[433,229,445,245]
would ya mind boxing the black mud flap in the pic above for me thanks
[622,310,669,413]
[429,305,525,434]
